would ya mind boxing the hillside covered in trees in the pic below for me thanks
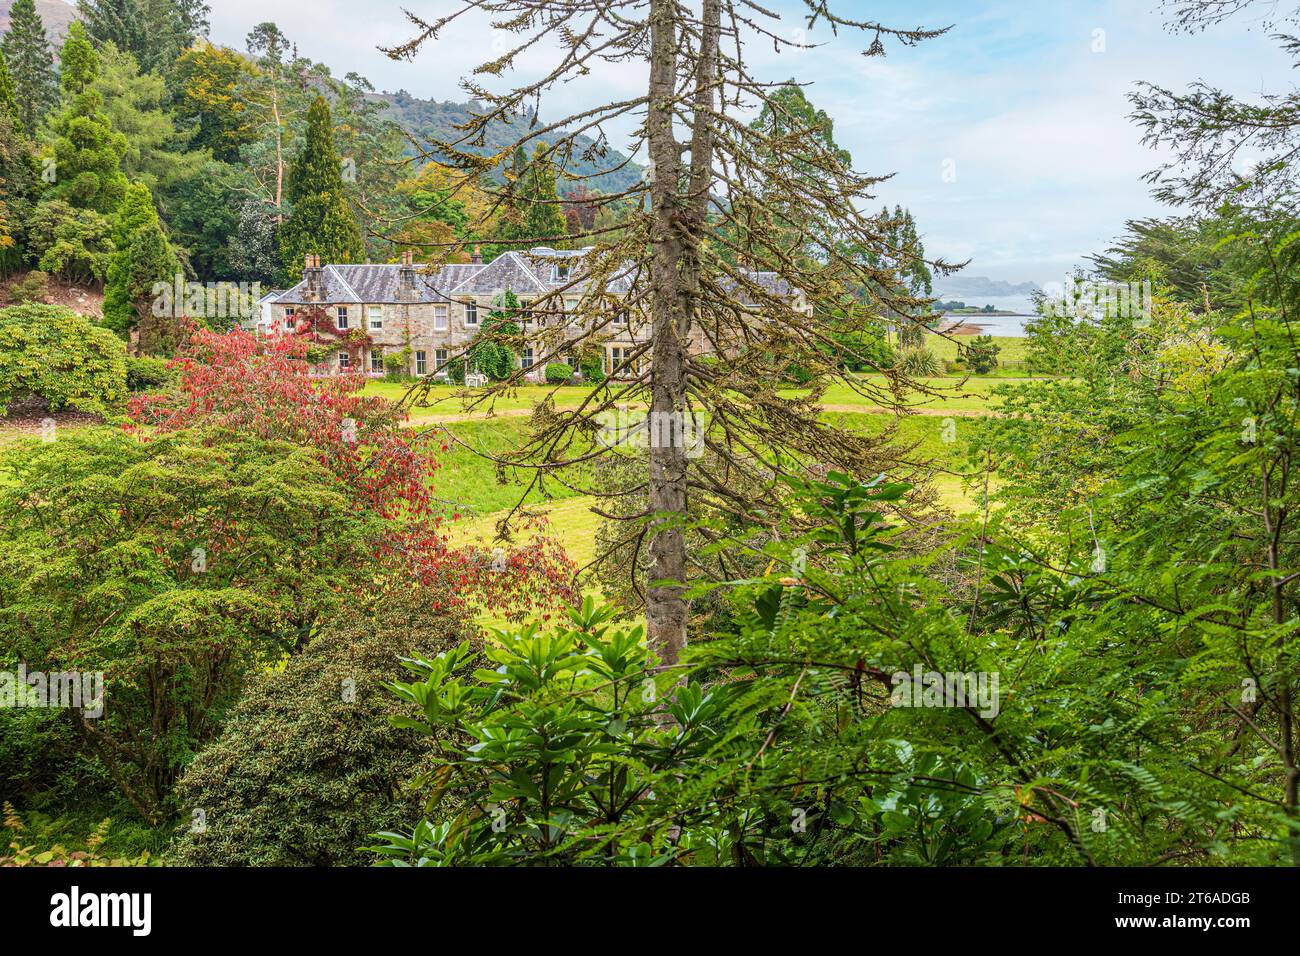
[377,89,645,196]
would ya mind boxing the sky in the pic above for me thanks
[193,0,1294,291]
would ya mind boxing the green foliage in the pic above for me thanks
[368,598,730,866]
[76,0,209,76]
[544,361,574,384]
[7,270,49,304]
[165,159,238,278]
[466,290,521,381]
[103,181,178,334]
[42,26,129,216]
[170,43,256,164]
[0,425,386,822]
[58,21,98,96]
[379,435,1300,865]
[522,143,568,244]
[169,592,475,866]
[0,303,126,414]
[91,41,207,205]
[1,803,152,867]
[577,346,605,384]
[124,354,171,391]
[0,57,21,132]
[897,344,941,377]
[963,334,1000,375]
[0,106,36,271]
[383,349,411,382]
[0,0,58,134]
[26,201,115,285]
[277,96,365,282]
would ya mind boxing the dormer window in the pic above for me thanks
[552,262,571,281]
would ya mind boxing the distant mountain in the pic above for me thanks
[375,89,644,197]
[936,276,1041,298]
[0,0,77,40]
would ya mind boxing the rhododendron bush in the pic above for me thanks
[128,327,577,619]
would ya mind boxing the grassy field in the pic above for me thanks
[926,333,1032,372]
[370,369,1017,421]
[429,403,996,578]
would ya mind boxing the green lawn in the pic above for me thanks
[422,418,593,517]
[925,333,1031,369]
[365,380,613,416]
[372,370,1015,421]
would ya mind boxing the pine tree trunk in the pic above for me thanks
[644,0,719,668]
[645,0,689,667]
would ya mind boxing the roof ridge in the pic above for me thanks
[505,251,548,292]
[325,264,362,302]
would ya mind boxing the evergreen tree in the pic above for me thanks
[0,56,21,131]
[0,113,36,271]
[491,145,530,253]
[59,21,99,96]
[103,180,178,334]
[0,0,58,133]
[522,143,567,247]
[277,95,364,282]
[0,59,36,270]
[91,42,206,202]
[77,0,210,74]
[42,23,129,214]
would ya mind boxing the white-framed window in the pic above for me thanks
[565,299,580,324]
[464,301,478,326]
[368,305,383,330]
[435,348,448,375]
[613,309,627,327]
[433,304,448,331]
[519,300,533,331]
[552,262,571,281]
[607,346,628,375]
[415,350,427,375]
[336,306,349,330]
[370,348,383,373]
[338,350,350,370]
[521,347,534,370]
[284,307,296,330]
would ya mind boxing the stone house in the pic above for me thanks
[264,247,810,380]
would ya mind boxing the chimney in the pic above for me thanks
[398,249,416,299]
[304,254,323,302]
[471,244,483,265]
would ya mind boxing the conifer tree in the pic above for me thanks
[490,144,531,254]
[0,0,58,133]
[58,21,99,96]
[103,180,178,335]
[0,57,22,132]
[277,95,364,282]
[0,58,36,266]
[395,0,952,663]
[522,143,568,248]
[42,23,129,214]
[77,0,210,74]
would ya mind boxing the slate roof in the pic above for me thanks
[271,249,797,306]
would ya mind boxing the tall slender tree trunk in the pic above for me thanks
[646,0,688,666]
[272,81,284,224]
[645,0,720,667]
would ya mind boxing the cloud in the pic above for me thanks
[205,0,1293,282]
